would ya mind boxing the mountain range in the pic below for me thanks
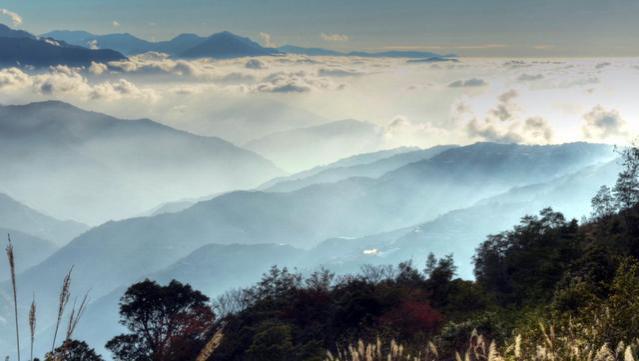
[0,101,283,224]
[0,192,88,245]
[0,24,125,67]
[245,119,386,172]
[0,139,618,357]
[42,28,450,60]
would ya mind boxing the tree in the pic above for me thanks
[245,322,295,361]
[613,145,639,210]
[44,340,104,361]
[591,185,617,220]
[106,279,215,361]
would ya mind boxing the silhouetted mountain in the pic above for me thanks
[0,23,35,39]
[180,31,281,59]
[245,119,385,172]
[43,30,208,56]
[0,23,125,67]
[0,192,87,245]
[152,33,207,54]
[0,101,283,224]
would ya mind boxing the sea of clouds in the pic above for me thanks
[0,54,637,147]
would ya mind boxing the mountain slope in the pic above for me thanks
[262,145,457,192]
[180,31,280,59]
[0,142,616,354]
[0,192,87,245]
[0,101,283,224]
[0,24,125,67]
[312,158,621,278]
[0,227,58,280]
[245,119,385,172]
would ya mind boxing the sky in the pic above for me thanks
[3,0,639,56]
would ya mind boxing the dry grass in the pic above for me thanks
[325,325,639,361]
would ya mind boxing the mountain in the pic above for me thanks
[245,119,385,172]
[43,30,208,56]
[0,24,125,67]
[278,44,451,59]
[0,101,283,224]
[180,31,280,59]
[6,142,614,301]
[348,50,445,58]
[0,227,58,280]
[0,192,88,245]
[0,142,616,355]
[278,45,344,56]
[262,145,458,192]
[152,33,207,55]
[311,159,621,279]
[71,242,306,357]
[0,23,36,39]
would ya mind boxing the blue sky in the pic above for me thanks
[3,0,639,56]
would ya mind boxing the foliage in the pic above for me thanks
[44,340,104,361]
[106,279,215,361]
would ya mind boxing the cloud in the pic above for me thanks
[448,78,487,88]
[490,89,518,121]
[582,106,627,140]
[0,8,22,26]
[112,20,120,28]
[245,59,267,69]
[259,32,276,48]
[0,67,30,88]
[318,68,363,77]
[321,33,349,42]
[466,116,553,144]
[517,73,544,82]
[88,62,108,75]
[87,40,99,50]
[523,117,554,142]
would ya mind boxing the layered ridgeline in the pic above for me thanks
[43,29,451,59]
[0,101,283,225]
[0,142,617,356]
[244,119,388,172]
[0,192,87,245]
[43,30,281,58]
[0,24,125,67]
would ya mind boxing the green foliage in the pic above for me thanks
[106,279,215,361]
[44,340,104,361]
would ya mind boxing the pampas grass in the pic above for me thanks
[29,296,36,361]
[324,325,639,361]
[66,291,89,340]
[6,234,21,361]
[51,267,73,353]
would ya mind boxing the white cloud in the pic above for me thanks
[88,62,108,75]
[87,40,99,50]
[517,73,544,82]
[582,106,627,140]
[259,32,276,48]
[448,78,487,87]
[0,8,22,26]
[112,20,120,28]
[320,33,349,42]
